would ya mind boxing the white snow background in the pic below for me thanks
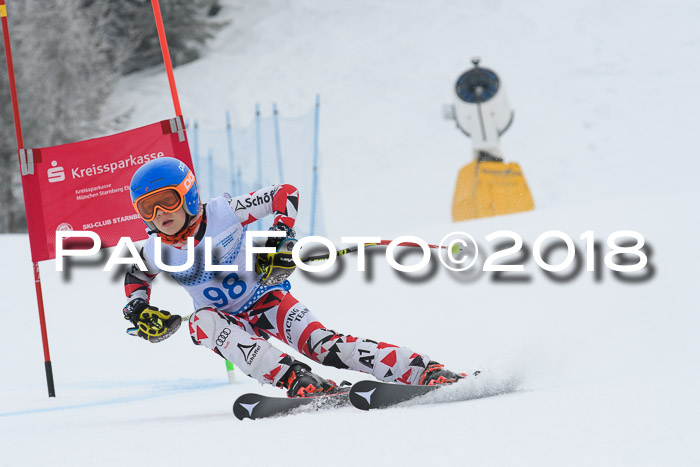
[2,0,700,465]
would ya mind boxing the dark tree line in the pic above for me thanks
[0,0,223,232]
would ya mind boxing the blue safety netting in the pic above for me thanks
[186,100,324,238]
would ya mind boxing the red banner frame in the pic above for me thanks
[1,0,189,397]
[21,119,192,262]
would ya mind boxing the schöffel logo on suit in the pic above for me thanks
[216,327,231,346]
[234,192,273,211]
[238,342,260,364]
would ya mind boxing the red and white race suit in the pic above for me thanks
[124,184,431,386]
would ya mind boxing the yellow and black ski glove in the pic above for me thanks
[256,224,297,286]
[123,298,181,343]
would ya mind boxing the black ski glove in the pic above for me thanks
[265,223,296,249]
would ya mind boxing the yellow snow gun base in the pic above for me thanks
[452,160,535,221]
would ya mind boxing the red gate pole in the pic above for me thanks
[151,0,183,117]
[0,0,56,397]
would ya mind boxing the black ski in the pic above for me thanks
[348,380,440,410]
[233,389,350,420]
[349,372,519,411]
[234,373,519,419]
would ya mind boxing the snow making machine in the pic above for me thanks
[444,58,534,221]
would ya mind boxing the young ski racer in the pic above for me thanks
[123,157,465,398]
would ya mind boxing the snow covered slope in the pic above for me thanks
[2,0,699,465]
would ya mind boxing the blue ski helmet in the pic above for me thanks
[130,157,199,230]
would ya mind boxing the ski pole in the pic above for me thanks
[179,240,460,322]
[301,239,458,263]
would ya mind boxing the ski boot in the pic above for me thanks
[278,361,340,398]
[418,361,469,386]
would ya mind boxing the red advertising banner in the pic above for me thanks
[20,118,192,262]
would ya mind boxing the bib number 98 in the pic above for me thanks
[203,273,247,307]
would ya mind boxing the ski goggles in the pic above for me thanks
[132,175,192,222]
